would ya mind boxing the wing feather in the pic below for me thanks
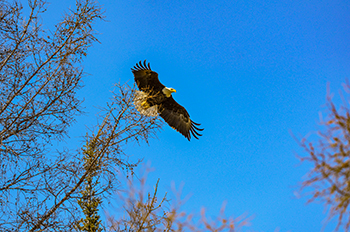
[159,97,203,141]
[131,60,165,91]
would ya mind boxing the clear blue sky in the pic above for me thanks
[40,0,349,231]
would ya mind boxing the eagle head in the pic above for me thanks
[162,87,177,97]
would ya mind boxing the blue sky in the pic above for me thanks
[39,0,350,231]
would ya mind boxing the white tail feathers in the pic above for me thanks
[133,90,159,117]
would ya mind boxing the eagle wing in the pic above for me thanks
[159,97,203,141]
[131,60,165,92]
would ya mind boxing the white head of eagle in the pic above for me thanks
[131,60,203,141]
[162,87,176,97]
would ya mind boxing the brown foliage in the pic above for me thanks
[300,82,350,231]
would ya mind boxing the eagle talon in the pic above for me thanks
[141,101,150,109]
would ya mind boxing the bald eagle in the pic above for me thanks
[132,60,203,141]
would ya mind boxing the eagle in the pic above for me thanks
[132,60,203,141]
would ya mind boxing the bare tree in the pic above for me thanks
[0,0,163,231]
[0,0,103,230]
[0,0,101,228]
[107,169,250,232]
[299,82,350,231]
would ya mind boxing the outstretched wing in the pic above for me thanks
[131,60,165,92]
[159,97,203,141]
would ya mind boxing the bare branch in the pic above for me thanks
[299,82,350,231]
